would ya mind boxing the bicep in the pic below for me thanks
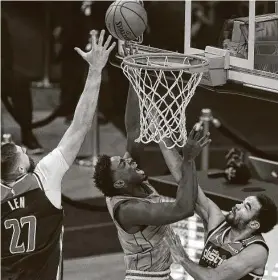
[213,244,268,280]
[119,201,187,227]
[195,185,224,232]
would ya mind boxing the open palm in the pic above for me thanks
[75,29,116,70]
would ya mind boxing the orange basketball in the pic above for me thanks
[105,0,148,41]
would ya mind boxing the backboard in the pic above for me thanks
[115,0,278,102]
[184,0,278,95]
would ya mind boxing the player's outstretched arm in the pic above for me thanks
[158,124,223,230]
[183,128,223,231]
[58,30,116,166]
[124,84,144,165]
[158,123,210,183]
[122,43,145,165]
[116,156,197,228]
[195,184,225,232]
[166,230,268,280]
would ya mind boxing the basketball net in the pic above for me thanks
[121,53,208,149]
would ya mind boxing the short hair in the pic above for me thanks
[93,155,119,197]
[255,194,278,233]
[1,143,19,181]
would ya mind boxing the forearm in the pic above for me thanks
[71,67,102,130]
[175,159,198,216]
[57,67,102,165]
[192,160,199,208]
[125,84,144,164]
[159,139,183,182]
[180,258,217,280]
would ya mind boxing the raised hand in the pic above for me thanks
[74,29,116,70]
[122,41,139,56]
[183,122,211,161]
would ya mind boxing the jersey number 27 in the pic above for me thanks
[4,215,37,254]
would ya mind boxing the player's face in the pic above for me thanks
[226,196,261,229]
[15,145,35,174]
[110,156,146,185]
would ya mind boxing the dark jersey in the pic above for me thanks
[1,173,64,280]
[199,220,268,280]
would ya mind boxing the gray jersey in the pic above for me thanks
[106,182,172,278]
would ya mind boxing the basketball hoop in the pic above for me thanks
[121,53,209,148]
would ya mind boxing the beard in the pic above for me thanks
[225,212,234,225]
[28,156,36,173]
[225,212,248,230]
[225,211,239,228]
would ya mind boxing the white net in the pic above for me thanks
[121,54,208,148]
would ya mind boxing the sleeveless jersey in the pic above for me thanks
[1,172,64,280]
[199,220,268,280]
[106,182,171,278]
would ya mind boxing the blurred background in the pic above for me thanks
[1,1,278,280]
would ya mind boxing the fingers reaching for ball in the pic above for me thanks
[89,29,116,52]
[103,35,112,50]
[122,41,139,57]
[89,30,97,48]
[97,29,105,46]
[74,47,86,58]
[74,29,116,70]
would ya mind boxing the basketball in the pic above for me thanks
[105,0,148,41]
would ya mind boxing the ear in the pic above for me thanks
[12,166,26,181]
[114,180,125,189]
[123,152,131,159]
[17,166,26,175]
[249,220,260,230]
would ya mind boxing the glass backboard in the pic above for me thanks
[184,0,278,93]
[116,0,278,95]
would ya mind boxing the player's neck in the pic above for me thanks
[226,227,254,243]
[124,183,150,198]
[1,173,27,187]
[1,179,15,187]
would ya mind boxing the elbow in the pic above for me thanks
[175,202,195,219]
[184,206,195,218]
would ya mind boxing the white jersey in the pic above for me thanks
[106,182,171,279]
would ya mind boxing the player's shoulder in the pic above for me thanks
[106,195,135,216]
[118,199,152,219]
[36,148,68,170]
[15,173,43,194]
[245,233,269,255]
[106,195,130,205]
[242,240,269,270]
[1,173,43,205]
